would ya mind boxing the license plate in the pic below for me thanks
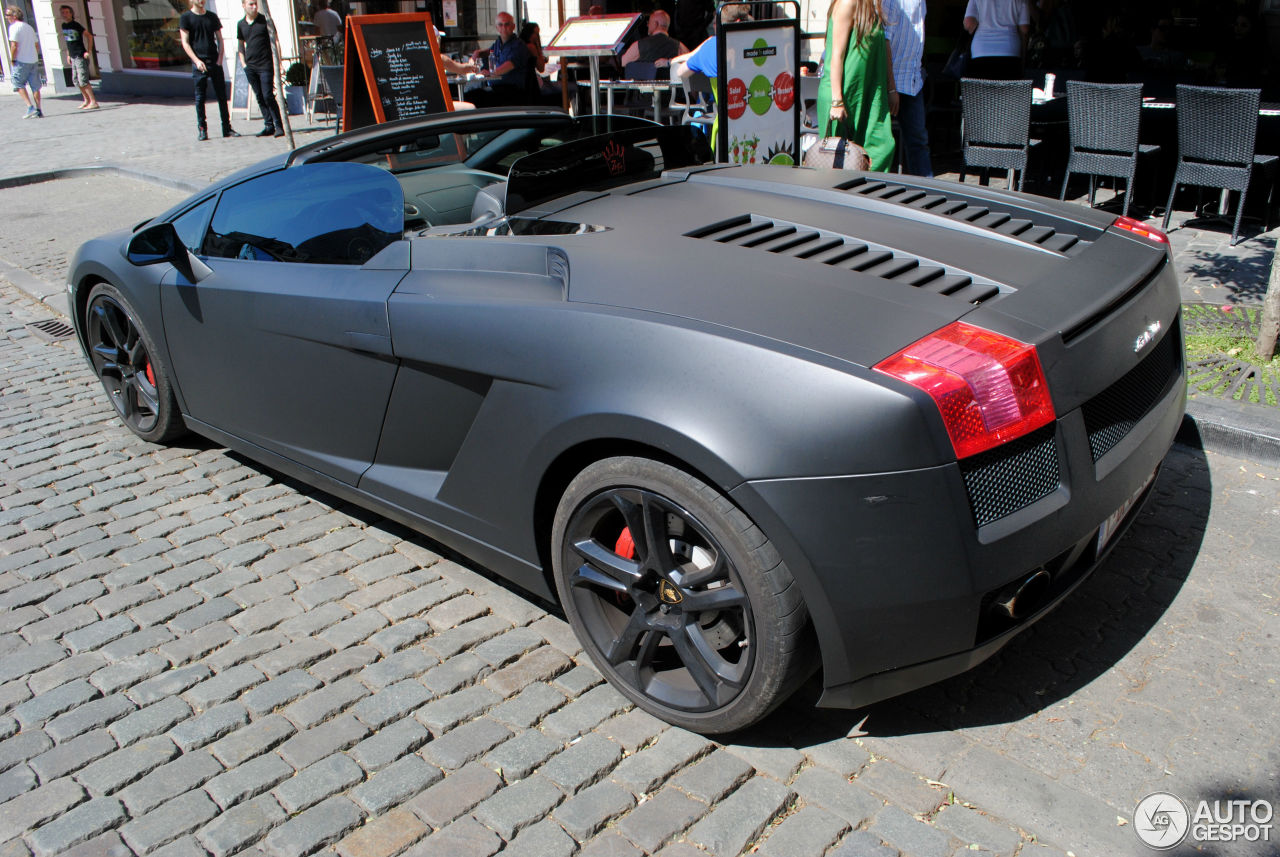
[1096,469,1156,554]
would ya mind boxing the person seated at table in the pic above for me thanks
[671,5,751,147]
[521,21,562,102]
[620,9,688,76]
[468,12,532,106]
[1215,12,1267,88]
[1137,17,1186,72]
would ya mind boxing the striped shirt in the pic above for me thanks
[883,0,925,96]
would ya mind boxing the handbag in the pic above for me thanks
[803,136,870,170]
[941,33,971,80]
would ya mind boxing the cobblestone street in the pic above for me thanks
[2,88,1279,857]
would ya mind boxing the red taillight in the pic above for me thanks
[1111,216,1168,244]
[874,322,1056,459]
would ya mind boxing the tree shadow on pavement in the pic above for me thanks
[749,442,1212,747]
[1178,236,1276,305]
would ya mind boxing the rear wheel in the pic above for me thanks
[551,456,811,733]
[84,282,185,444]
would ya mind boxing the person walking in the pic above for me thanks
[5,6,43,119]
[237,0,283,137]
[180,0,240,140]
[817,0,897,172]
[60,5,99,109]
[883,0,929,175]
[962,0,1029,80]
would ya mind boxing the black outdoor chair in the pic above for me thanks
[1059,81,1159,217]
[959,78,1038,191]
[1162,84,1278,245]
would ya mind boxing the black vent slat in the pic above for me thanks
[743,226,797,247]
[959,206,990,222]
[1040,233,1078,253]
[847,250,893,271]
[1082,325,1182,461]
[868,185,905,199]
[997,218,1034,236]
[975,212,1012,229]
[1021,225,1056,244]
[911,194,949,210]
[758,231,819,254]
[867,258,919,279]
[920,274,974,295]
[894,189,928,204]
[685,214,1004,306]
[960,424,1061,527]
[797,237,846,258]
[895,265,946,287]
[936,199,969,215]
[947,283,1003,304]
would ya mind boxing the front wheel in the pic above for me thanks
[551,457,812,733]
[84,282,185,444]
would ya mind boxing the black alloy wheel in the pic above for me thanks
[552,457,811,733]
[85,283,184,444]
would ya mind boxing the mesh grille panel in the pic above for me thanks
[686,214,1005,307]
[960,424,1061,527]
[1082,325,1182,461]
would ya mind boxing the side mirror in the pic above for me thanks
[126,222,212,283]
[126,222,182,267]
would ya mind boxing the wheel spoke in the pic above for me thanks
[571,538,642,593]
[680,550,729,589]
[639,494,677,569]
[126,338,148,370]
[605,606,652,666]
[670,621,734,705]
[681,583,748,613]
[118,377,139,421]
[97,304,128,350]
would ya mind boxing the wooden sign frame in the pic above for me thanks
[342,12,453,132]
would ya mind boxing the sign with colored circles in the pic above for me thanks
[718,10,800,166]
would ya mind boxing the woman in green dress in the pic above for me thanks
[817,0,898,171]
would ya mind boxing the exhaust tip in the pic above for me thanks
[994,569,1051,620]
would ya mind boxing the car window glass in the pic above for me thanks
[170,196,216,254]
[203,163,403,265]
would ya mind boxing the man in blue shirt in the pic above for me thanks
[883,0,931,176]
[468,12,530,106]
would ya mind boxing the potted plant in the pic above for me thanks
[284,61,307,115]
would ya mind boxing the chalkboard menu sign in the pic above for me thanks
[343,13,452,132]
[231,53,251,113]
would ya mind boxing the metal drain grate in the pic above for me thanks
[27,320,76,342]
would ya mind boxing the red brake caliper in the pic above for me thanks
[145,362,156,386]
[614,528,636,559]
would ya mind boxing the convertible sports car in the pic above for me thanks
[69,107,1185,733]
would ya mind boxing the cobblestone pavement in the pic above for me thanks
[3,85,1280,857]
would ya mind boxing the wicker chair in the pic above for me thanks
[1162,84,1278,245]
[1059,81,1159,216]
[959,78,1037,191]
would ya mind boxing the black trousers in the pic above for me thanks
[245,64,284,130]
[193,63,231,131]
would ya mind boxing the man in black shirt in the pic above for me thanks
[60,6,99,109]
[237,0,283,136]
[180,0,240,140]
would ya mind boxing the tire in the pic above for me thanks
[84,282,186,444]
[551,456,812,733]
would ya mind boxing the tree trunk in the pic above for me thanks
[260,0,296,148]
[1259,244,1280,360]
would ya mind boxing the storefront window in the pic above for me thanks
[115,0,190,70]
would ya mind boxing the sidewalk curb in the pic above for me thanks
[1179,396,1280,466]
[0,164,206,195]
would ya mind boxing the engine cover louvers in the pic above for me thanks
[686,214,1007,307]
[836,177,1093,255]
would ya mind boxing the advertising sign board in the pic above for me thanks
[716,3,800,165]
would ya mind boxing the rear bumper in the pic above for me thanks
[732,336,1186,709]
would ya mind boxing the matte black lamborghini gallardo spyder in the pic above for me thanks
[69,108,1185,732]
